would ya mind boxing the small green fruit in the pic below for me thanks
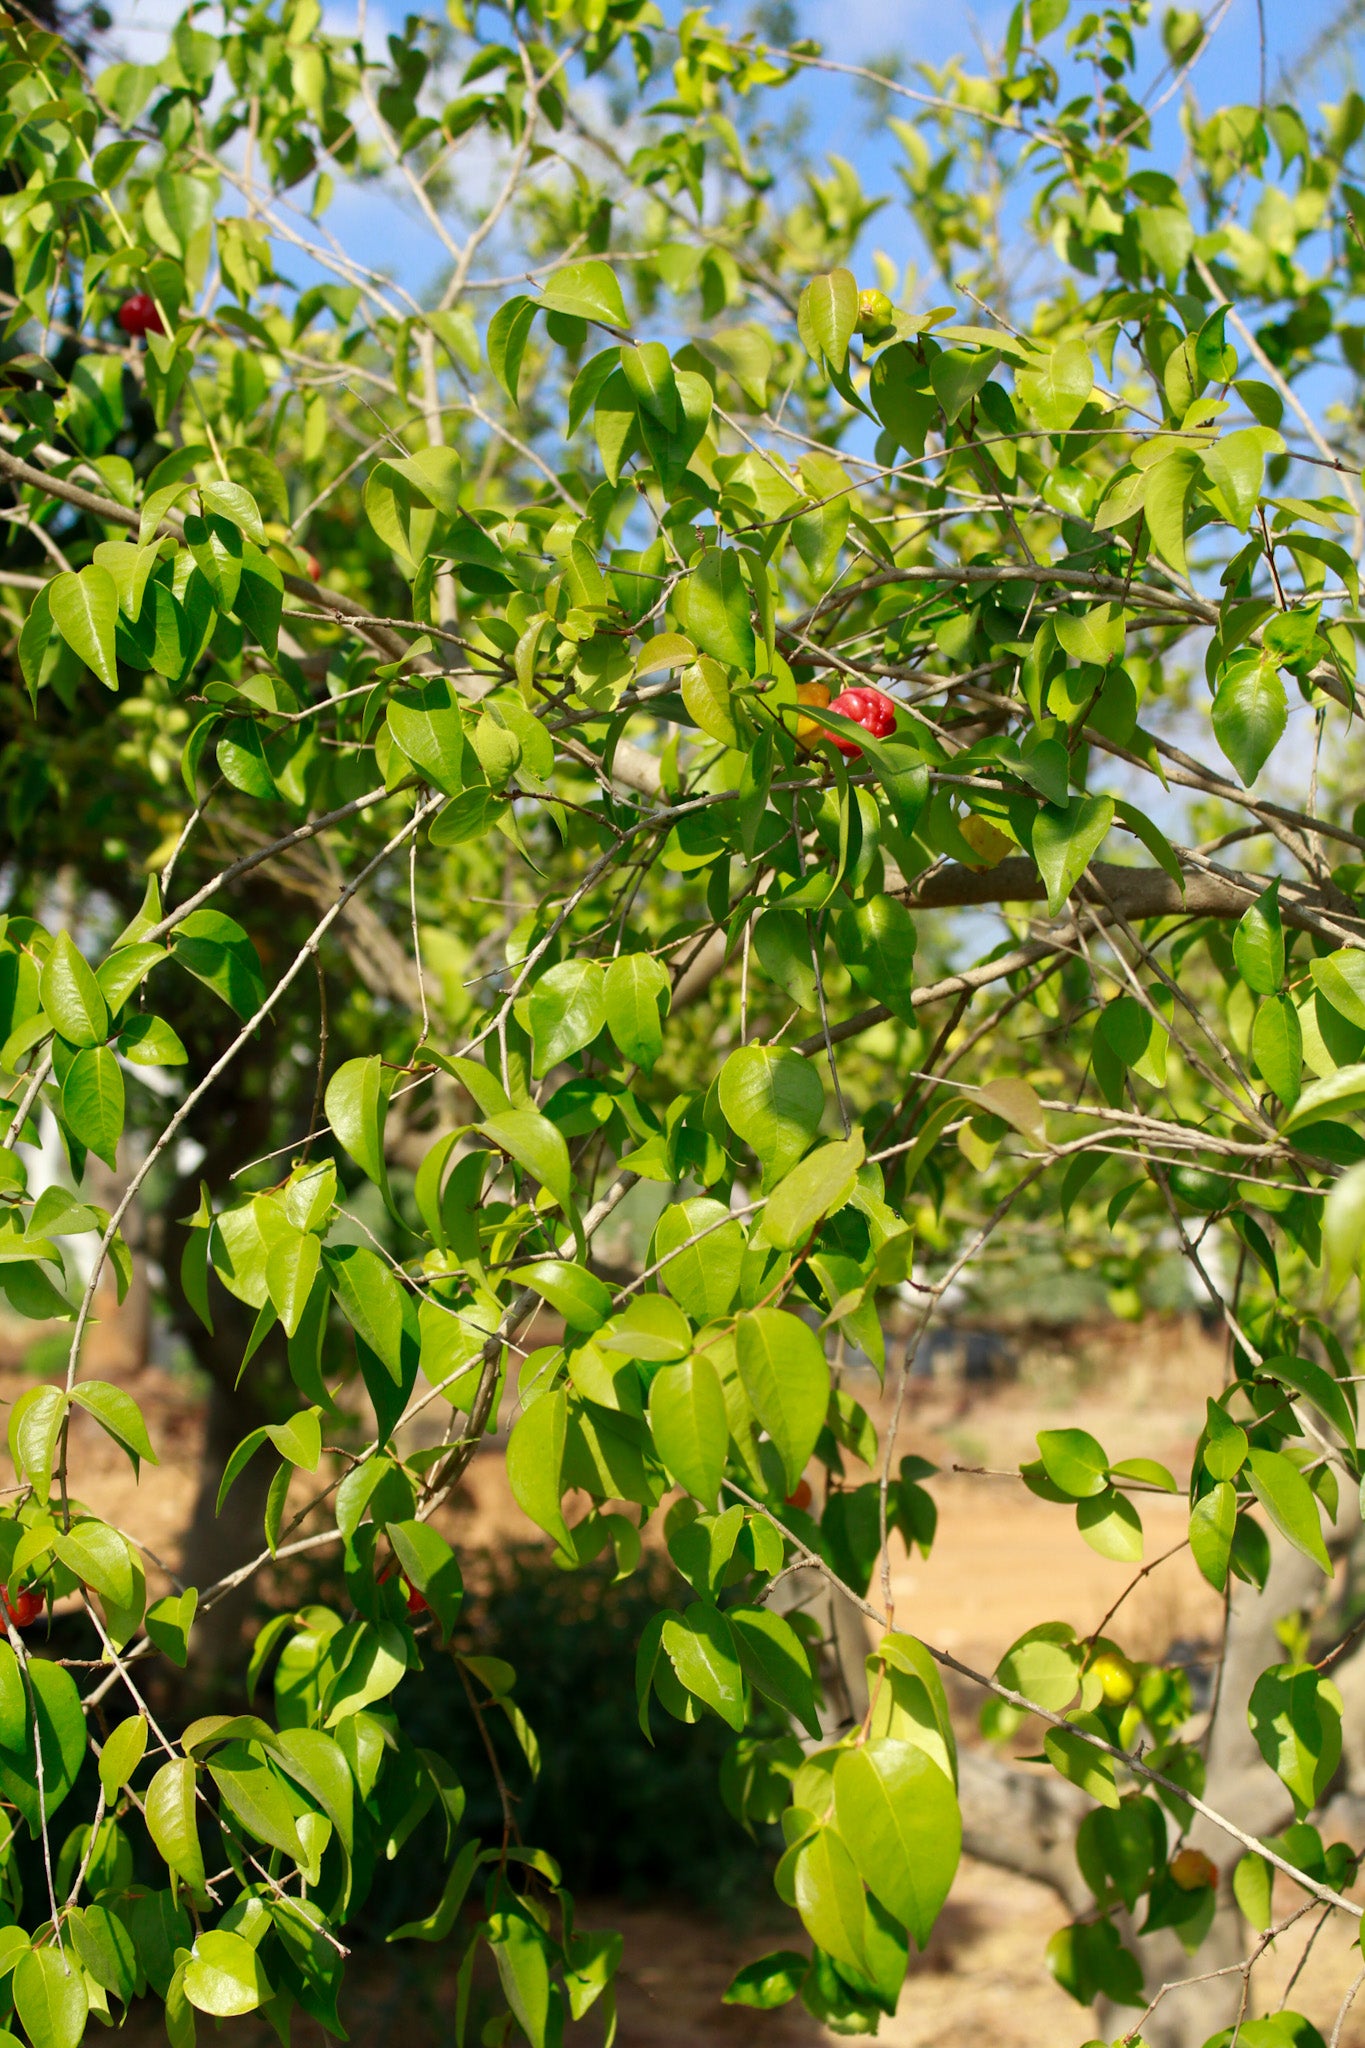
[856,288,896,337]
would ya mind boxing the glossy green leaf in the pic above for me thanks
[648,1354,728,1507]
[735,1308,829,1492]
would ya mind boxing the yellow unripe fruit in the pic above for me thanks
[1090,1651,1137,1707]
[795,680,831,749]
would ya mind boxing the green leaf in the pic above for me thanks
[55,1520,137,1613]
[1075,1487,1144,1562]
[145,1589,196,1667]
[797,268,858,373]
[1036,1428,1109,1499]
[1248,1664,1342,1818]
[1253,994,1302,1107]
[1043,1711,1120,1807]
[528,960,606,1077]
[516,1259,613,1333]
[49,566,119,689]
[386,1838,480,1943]
[1259,1354,1357,1449]
[265,1230,322,1339]
[324,1055,394,1208]
[386,680,465,795]
[98,1712,147,1800]
[620,340,678,428]
[763,1133,864,1251]
[1203,428,1275,532]
[487,1908,556,2048]
[1031,796,1114,916]
[145,1757,205,1888]
[791,1825,872,1983]
[218,721,277,804]
[736,1308,829,1492]
[1233,881,1284,994]
[1016,338,1093,431]
[603,953,670,1071]
[996,1625,1082,1712]
[70,1905,136,2004]
[1135,203,1195,283]
[70,1381,158,1473]
[1283,1062,1365,1134]
[386,1519,463,1637]
[539,261,628,330]
[661,1602,745,1729]
[328,1242,417,1385]
[648,1354,727,1507]
[1203,1400,1250,1481]
[653,1200,746,1322]
[183,1931,272,2017]
[481,1109,574,1214]
[1309,951,1365,1031]
[171,909,265,1018]
[41,933,108,1048]
[1245,1449,1330,1572]
[506,1387,571,1550]
[1323,1160,1365,1293]
[834,1739,960,1949]
[730,1606,820,1737]
[1142,449,1200,576]
[840,894,918,1018]
[718,1045,824,1184]
[1189,1481,1236,1589]
[723,1953,808,2010]
[59,1047,124,1170]
[10,1386,68,1501]
[680,656,740,748]
[13,1947,88,2048]
[487,296,537,403]
[683,550,755,674]
[209,1746,305,1862]
[1213,656,1286,786]
[117,1014,187,1066]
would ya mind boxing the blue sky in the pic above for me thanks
[103,0,1365,308]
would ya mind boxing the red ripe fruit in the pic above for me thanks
[827,685,897,757]
[1,1584,41,1628]
[785,1479,813,1513]
[306,554,322,583]
[117,293,164,338]
[405,1581,429,1617]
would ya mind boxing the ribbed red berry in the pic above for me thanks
[117,293,164,338]
[1,1585,41,1628]
[827,685,897,756]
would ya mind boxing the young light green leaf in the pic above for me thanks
[1015,338,1093,431]
[1213,656,1286,787]
[603,952,670,1071]
[763,1133,864,1251]
[49,566,120,689]
[145,1757,205,1888]
[833,1739,960,1949]
[797,268,858,373]
[648,1354,728,1508]
[14,1946,89,2048]
[1031,796,1114,916]
[1245,1449,1330,1573]
[718,1045,824,1183]
[41,932,109,1049]
[736,1308,829,1492]
[528,959,606,1077]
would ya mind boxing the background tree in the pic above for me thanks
[3,0,1365,2044]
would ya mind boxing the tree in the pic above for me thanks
[1,0,1365,2040]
